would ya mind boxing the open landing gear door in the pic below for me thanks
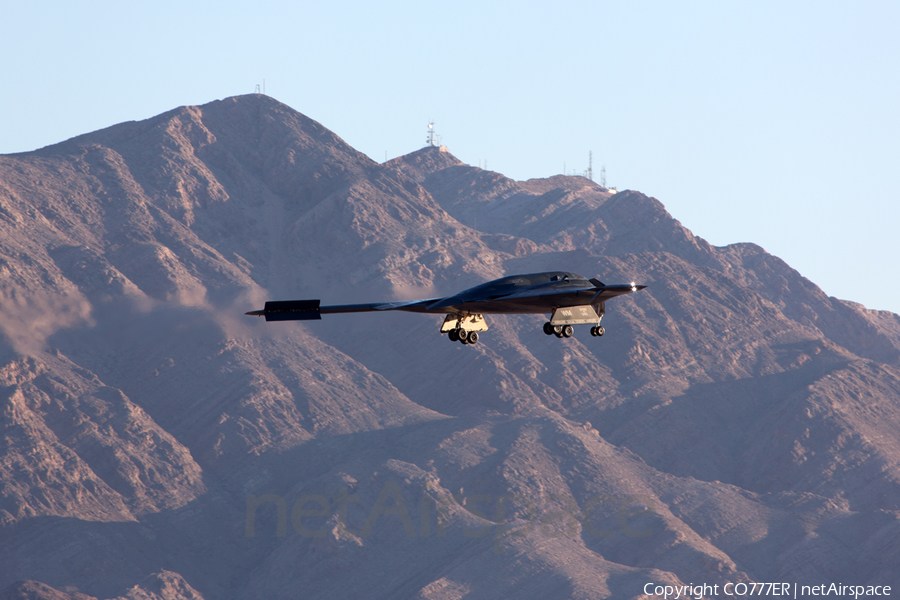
[440,314,488,333]
[442,314,488,346]
[549,305,601,326]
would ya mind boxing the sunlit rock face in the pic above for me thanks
[1,94,899,600]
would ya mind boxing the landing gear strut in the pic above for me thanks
[442,314,486,346]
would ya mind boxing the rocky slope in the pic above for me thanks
[1,94,899,599]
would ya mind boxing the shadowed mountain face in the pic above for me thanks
[2,94,899,600]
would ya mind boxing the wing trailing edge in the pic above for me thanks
[246,299,322,321]
[245,297,444,321]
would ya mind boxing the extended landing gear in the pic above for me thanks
[543,304,606,341]
[542,322,574,338]
[542,322,605,339]
[448,328,479,345]
[442,314,487,347]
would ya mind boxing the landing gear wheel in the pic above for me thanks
[448,329,459,342]
[543,322,555,336]
[457,329,469,344]
[562,325,574,338]
[467,331,479,344]
[592,326,605,337]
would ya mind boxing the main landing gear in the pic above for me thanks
[542,322,605,339]
[448,328,479,345]
[543,304,605,340]
[441,314,488,347]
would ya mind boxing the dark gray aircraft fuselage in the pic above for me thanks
[247,271,645,345]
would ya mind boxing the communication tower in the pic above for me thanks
[587,151,593,181]
[426,121,439,147]
[600,165,607,189]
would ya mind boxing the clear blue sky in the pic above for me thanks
[3,1,898,313]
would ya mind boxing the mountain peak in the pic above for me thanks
[384,144,465,182]
[3,96,900,599]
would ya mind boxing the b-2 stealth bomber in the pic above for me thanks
[246,271,646,346]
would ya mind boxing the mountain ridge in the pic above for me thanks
[2,94,899,599]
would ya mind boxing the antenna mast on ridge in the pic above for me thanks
[587,151,593,181]
[426,121,438,147]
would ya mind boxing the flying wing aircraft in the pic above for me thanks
[246,271,646,346]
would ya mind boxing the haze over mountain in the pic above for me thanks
[2,94,899,599]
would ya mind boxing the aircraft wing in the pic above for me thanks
[246,298,442,321]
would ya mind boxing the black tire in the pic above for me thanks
[448,329,459,342]
[458,330,469,343]
[596,326,605,337]
[563,325,574,338]
[468,331,479,344]
[543,322,555,336]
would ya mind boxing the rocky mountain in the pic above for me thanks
[2,94,899,599]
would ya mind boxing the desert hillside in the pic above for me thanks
[2,94,899,599]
